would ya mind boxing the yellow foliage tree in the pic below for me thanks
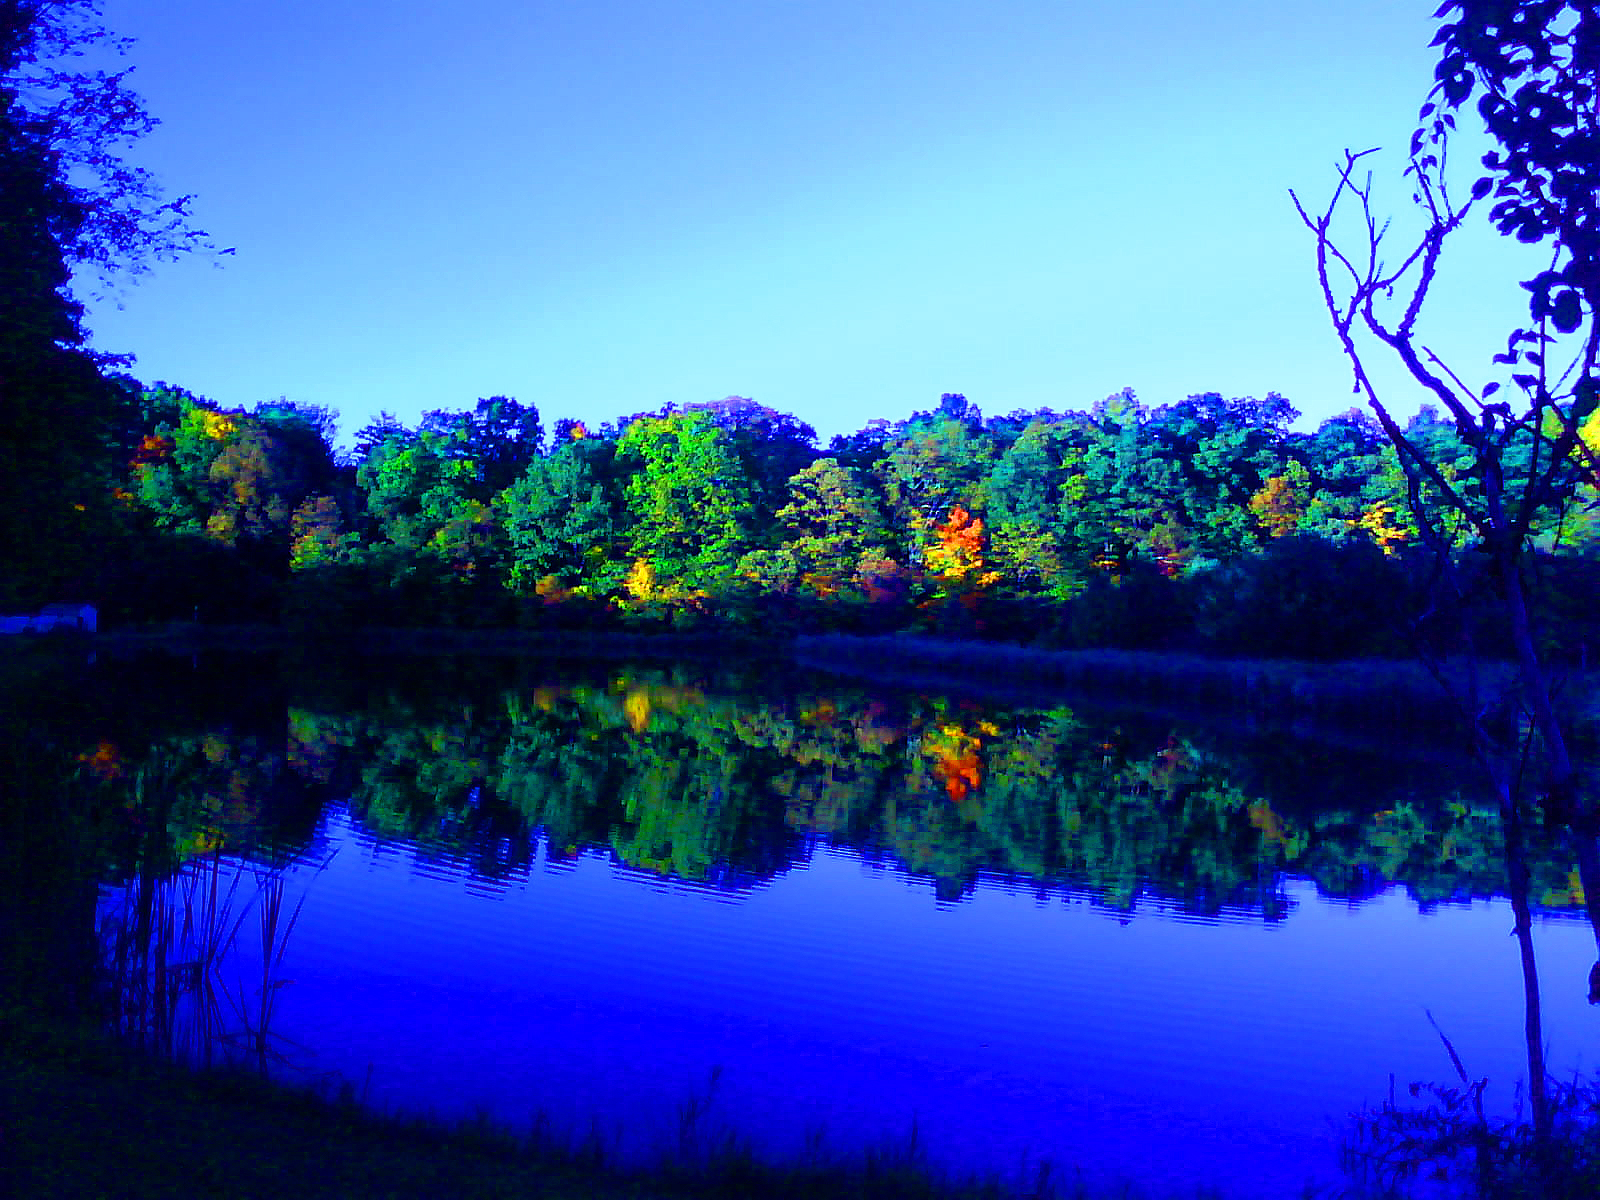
[624,557,658,602]
[1248,466,1308,539]
[1350,502,1409,554]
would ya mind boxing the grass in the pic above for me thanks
[3,1014,648,1200]
[3,1012,1263,1200]
[789,634,1583,738]
[97,849,317,1073]
[89,620,784,662]
[1341,1070,1600,1199]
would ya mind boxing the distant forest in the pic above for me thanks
[19,383,1600,659]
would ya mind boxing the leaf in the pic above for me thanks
[1513,374,1538,391]
[1552,290,1583,334]
[1481,382,1500,398]
[1470,176,1492,200]
[1573,379,1599,421]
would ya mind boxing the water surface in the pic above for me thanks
[62,655,1600,1196]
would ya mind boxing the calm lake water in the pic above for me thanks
[59,653,1600,1196]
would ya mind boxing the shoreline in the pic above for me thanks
[22,620,1599,740]
[5,1013,1128,1200]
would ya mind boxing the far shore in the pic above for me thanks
[17,620,1597,740]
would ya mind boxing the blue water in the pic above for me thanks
[238,804,1600,1198]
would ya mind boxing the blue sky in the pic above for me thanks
[83,0,1545,449]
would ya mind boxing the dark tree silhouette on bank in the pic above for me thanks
[0,1,216,607]
[1294,0,1600,1157]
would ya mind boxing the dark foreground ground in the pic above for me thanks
[6,1016,1178,1200]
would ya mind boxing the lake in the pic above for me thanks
[35,651,1600,1197]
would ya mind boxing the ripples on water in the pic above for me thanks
[259,804,1597,1199]
[60,656,1599,1198]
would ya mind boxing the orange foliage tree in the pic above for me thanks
[924,505,1001,610]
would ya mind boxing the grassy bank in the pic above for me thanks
[87,621,783,662]
[44,619,1600,741]
[3,1014,1246,1200]
[791,635,1582,738]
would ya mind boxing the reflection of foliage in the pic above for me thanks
[32,654,1593,918]
[267,666,1589,918]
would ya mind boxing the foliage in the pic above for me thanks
[616,410,758,592]
[1193,536,1408,660]
[1343,1070,1600,1199]
[499,434,622,596]
[768,458,892,599]
[874,408,992,567]
[1,0,218,289]
[1294,0,1600,1151]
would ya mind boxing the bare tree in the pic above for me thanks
[1291,0,1600,1144]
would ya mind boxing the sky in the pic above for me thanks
[79,0,1548,451]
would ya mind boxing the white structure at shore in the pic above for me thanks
[0,603,97,635]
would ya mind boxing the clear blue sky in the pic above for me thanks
[83,0,1544,449]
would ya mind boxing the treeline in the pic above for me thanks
[54,382,1600,658]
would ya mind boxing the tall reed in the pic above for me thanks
[97,849,320,1074]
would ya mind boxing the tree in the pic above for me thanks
[684,395,817,521]
[616,409,757,592]
[355,429,475,552]
[0,2,213,608]
[499,433,622,596]
[874,406,994,567]
[985,417,1089,598]
[1248,462,1310,540]
[1293,0,1600,1145]
[2,1,214,286]
[923,503,1000,617]
[1147,392,1300,559]
[1068,389,1181,574]
[766,458,891,598]
[420,395,544,500]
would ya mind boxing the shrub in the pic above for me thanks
[1193,535,1406,660]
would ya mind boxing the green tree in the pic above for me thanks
[128,393,237,536]
[1068,389,1179,574]
[874,400,994,567]
[500,432,623,596]
[986,416,1091,597]
[355,430,476,553]
[1147,391,1299,559]
[616,409,757,591]
[685,395,817,522]
[766,458,891,597]
[420,395,544,500]
[350,422,512,621]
